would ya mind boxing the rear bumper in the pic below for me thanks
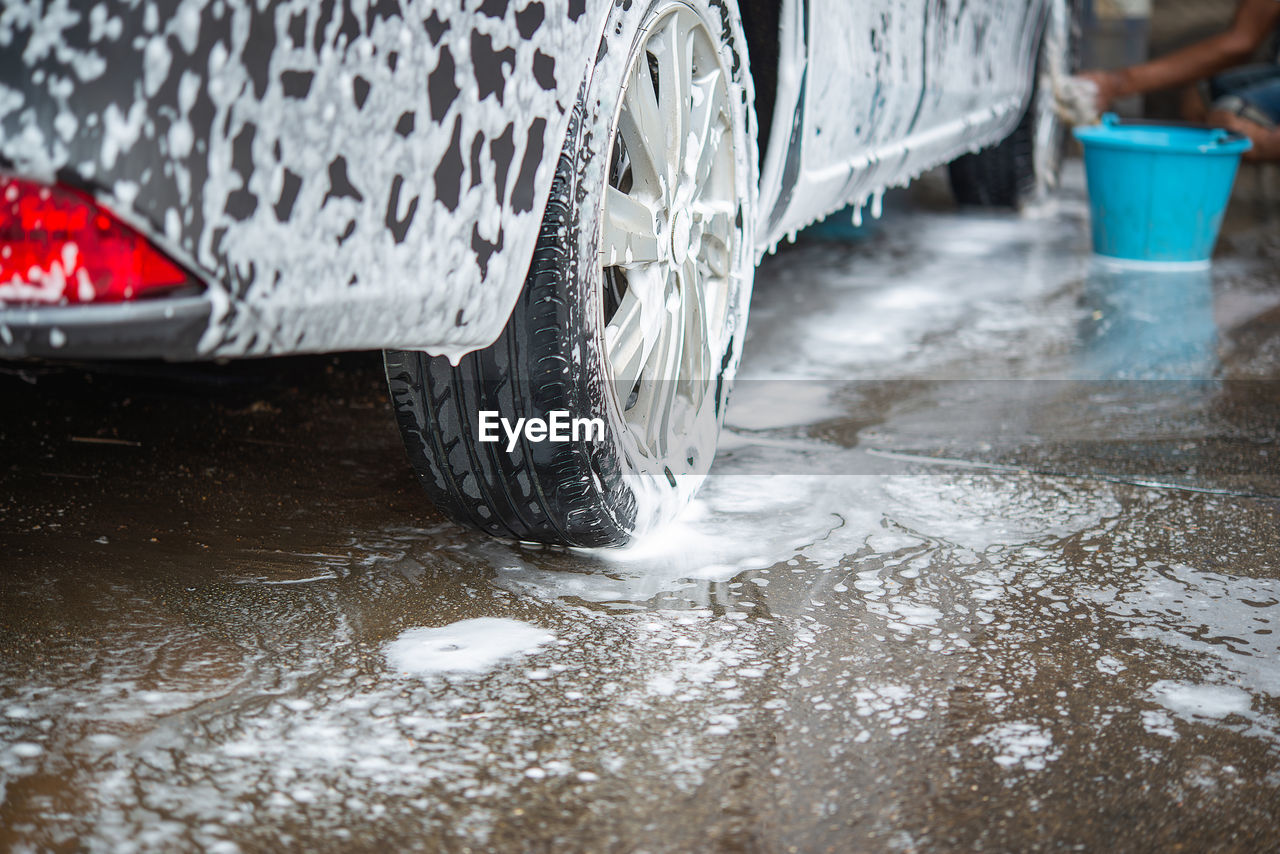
[0,297,212,361]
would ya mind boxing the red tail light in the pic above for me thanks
[0,176,190,305]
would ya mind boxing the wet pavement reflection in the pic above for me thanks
[2,166,1279,851]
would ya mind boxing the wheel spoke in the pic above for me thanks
[701,240,730,278]
[685,71,725,186]
[693,204,733,277]
[618,63,665,193]
[604,288,649,394]
[648,316,686,446]
[691,123,727,193]
[696,263,728,340]
[680,257,711,383]
[692,121,733,209]
[653,11,694,180]
[601,186,660,268]
[631,274,684,445]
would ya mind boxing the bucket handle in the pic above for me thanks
[1100,112,1209,130]
[1200,128,1250,152]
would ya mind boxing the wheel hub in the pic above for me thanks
[669,208,692,265]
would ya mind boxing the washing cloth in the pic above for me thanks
[1052,75,1101,126]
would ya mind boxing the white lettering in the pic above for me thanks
[573,415,604,442]
[477,411,607,451]
[478,410,499,443]
[549,410,569,442]
[502,416,525,453]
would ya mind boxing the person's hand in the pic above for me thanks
[1208,110,1280,162]
[1076,69,1130,112]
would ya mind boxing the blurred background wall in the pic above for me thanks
[1081,0,1242,118]
[1146,0,1241,119]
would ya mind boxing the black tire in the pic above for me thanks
[952,115,1039,208]
[384,0,756,547]
[949,1,1077,208]
[948,94,1042,208]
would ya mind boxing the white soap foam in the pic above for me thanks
[1151,681,1252,720]
[386,618,554,677]
[973,721,1061,771]
[1079,561,1280,731]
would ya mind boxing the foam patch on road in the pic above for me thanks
[386,618,554,677]
[1151,681,1253,721]
[973,721,1062,772]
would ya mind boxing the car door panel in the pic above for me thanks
[794,0,928,225]
[761,0,1048,245]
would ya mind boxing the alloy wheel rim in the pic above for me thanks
[598,4,737,463]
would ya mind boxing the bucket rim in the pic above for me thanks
[1090,254,1213,272]
[1072,113,1253,156]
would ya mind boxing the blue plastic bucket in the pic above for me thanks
[1073,113,1252,264]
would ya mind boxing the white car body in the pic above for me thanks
[0,0,1050,361]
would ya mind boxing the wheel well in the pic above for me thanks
[737,0,782,164]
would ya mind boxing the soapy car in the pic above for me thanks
[0,0,1073,545]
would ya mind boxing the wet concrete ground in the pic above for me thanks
[2,165,1279,852]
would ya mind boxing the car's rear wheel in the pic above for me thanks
[384,0,756,547]
[948,0,1077,208]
